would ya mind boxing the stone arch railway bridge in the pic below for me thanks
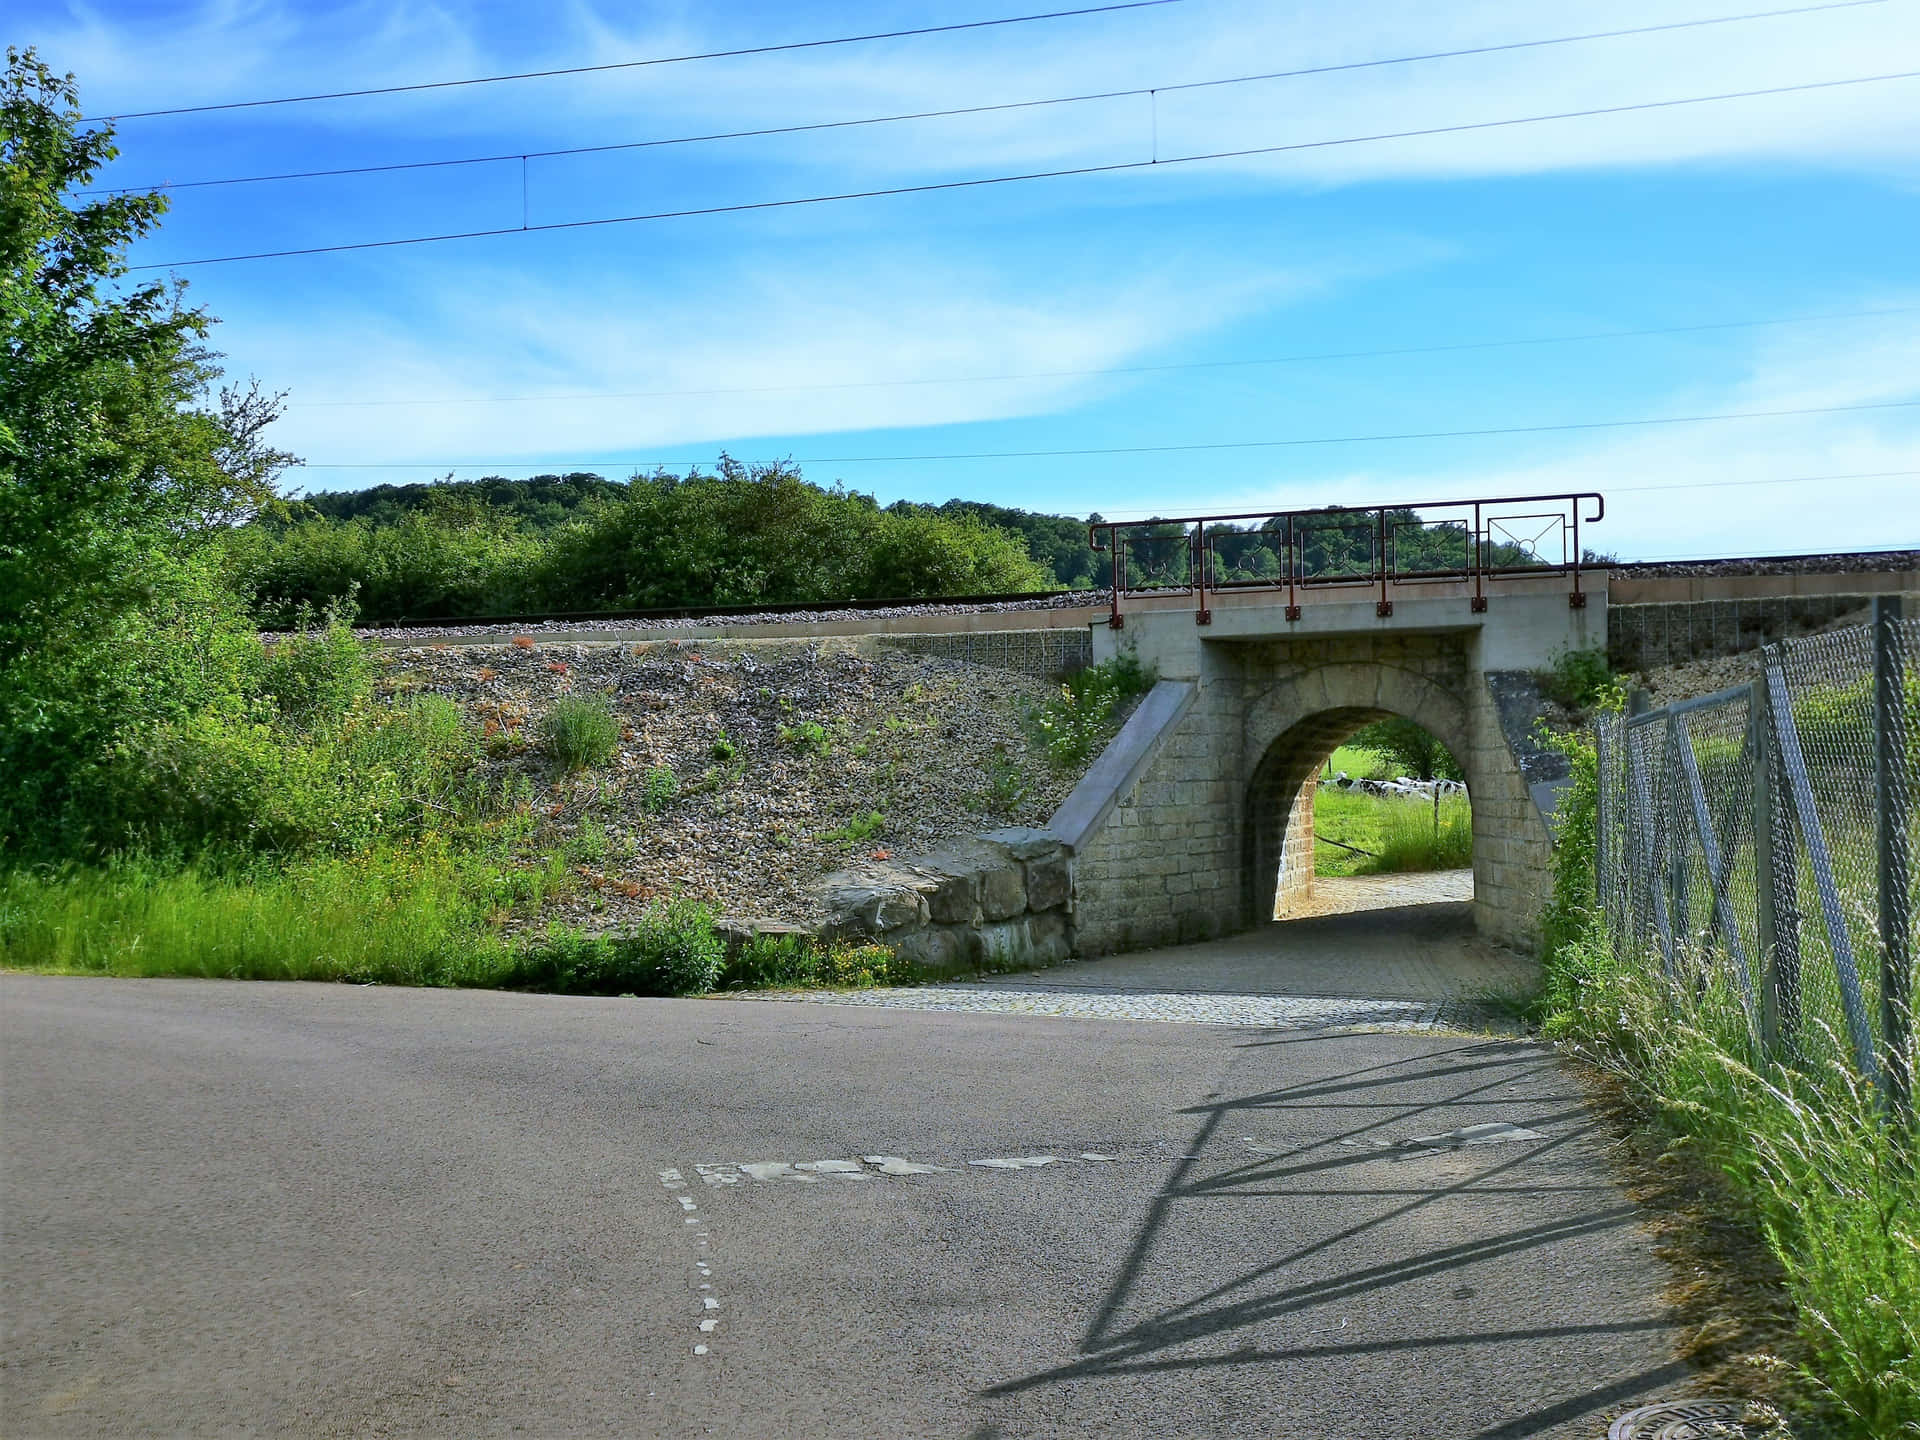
[381,495,1919,958]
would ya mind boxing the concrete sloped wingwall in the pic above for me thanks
[1049,630,1560,956]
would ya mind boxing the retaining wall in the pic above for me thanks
[877,628,1091,680]
[814,827,1075,974]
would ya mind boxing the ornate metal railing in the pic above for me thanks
[1088,491,1605,627]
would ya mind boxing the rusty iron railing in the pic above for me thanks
[1088,492,1604,628]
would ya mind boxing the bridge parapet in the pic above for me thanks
[1090,491,1604,630]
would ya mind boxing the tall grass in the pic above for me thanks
[1356,793,1472,874]
[1314,787,1473,877]
[1540,720,1919,1438]
[0,847,549,986]
[1,854,920,999]
[537,693,621,770]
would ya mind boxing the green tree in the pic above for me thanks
[0,48,298,846]
[1345,717,1464,782]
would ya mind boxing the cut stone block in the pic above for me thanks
[1024,855,1071,912]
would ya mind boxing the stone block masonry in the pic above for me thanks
[815,828,1076,975]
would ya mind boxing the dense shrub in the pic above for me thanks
[229,508,546,626]
[538,694,621,770]
[230,459,1054,625]
[719,933,907,989]
[515,899,726,995]
[1541,646,1616,710]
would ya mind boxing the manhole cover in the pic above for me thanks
[1608,1400,1771,1439]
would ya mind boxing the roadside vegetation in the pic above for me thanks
[1024,654,1155,770]
[1536,703,1919,1439]
[0,53,1075,1001]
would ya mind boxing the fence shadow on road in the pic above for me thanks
[980,1039,1681,1435]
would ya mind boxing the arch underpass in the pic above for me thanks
[1057,592,1583,958]
[1243,663,1473,925]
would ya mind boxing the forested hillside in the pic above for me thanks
[254,473,1543,625]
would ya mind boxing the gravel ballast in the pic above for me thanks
[387,637,1099,931]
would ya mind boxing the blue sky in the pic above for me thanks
[19,0,1920,559]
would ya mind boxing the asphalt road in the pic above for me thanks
[1,975,1688,1438]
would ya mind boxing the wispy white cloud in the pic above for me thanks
[235,238,1327,481]
[28,0,1920,182]
[1111,307,1920,557]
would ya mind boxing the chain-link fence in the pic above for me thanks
[1594,599,1916,1116]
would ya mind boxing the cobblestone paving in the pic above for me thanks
[746,869,1528,1033]
[1285,869,1474,918]
[738,984,1479,1030]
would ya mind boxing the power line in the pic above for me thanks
[283,398,1920,470]
[129,69,1920,271]
[1086,470,1920,519]
[82,0,1887,196]
[80,0,1186,122]
[284,305,1919,410]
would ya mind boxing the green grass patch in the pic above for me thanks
[538,693,622,770]
[1361,792,1472,873]
[0,845,561,986]
[1313,787,1472,877]
[1323,744,1393,781]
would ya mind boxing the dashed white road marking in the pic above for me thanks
[969,1156,1057,1170]
[862,1155,950,1176]
[658,1170,723,1355]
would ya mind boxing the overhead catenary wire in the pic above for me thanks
[1077,471,1920,520]
[81,0,1889,196]
[80,0,1188,122]
[283,398,1920,470]
[128,69,1920,270]
[285,305,1920,409]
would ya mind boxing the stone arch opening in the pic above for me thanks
[1240,660,1477,928]
[1247,708,1471,922]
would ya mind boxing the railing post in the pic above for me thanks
[1193,523,1211,626]
[1874,595,1913,1125]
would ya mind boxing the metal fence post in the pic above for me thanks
[1874,596,1913,1125]
[1752,683,1786,1057]
[1595,721,1611,927]
[1667,717,1690,976]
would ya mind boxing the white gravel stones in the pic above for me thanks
[749,984,1454,1031]
[339,590,1109,645]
